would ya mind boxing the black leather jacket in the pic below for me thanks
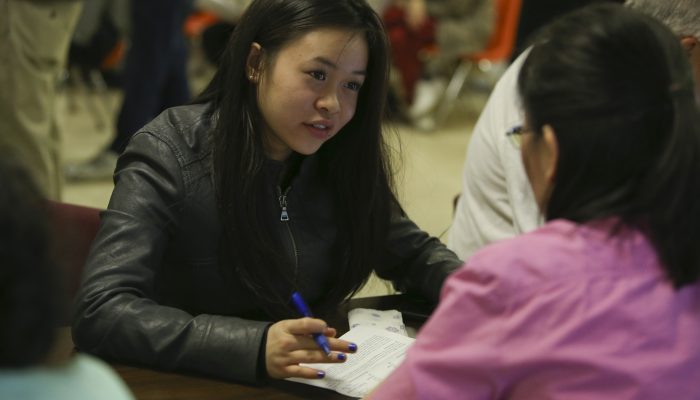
[72,104,462,384]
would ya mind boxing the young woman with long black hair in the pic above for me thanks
[72,0,461,384]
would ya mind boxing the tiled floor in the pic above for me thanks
[58,60,493,297]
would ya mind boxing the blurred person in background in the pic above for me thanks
[448,0,700,261]
[0,0,83,199]
[66,0,192,181]
[383,0,494,127]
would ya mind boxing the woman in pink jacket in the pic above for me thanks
[369,3,700,399]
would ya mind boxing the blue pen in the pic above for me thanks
[291,291,332,357]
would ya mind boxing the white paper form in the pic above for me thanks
[286,326,414,398]
[348,308,408,336]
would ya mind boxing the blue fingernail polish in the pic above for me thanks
[348,343,357,352]
[317,370,326,379]
[337,352,346,361]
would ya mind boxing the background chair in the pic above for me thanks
[432,0,522,128]
[46,201,102,324]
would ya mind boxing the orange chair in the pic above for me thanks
[46,201,102,323]
[433,0,522,127]
[183,10,221,38]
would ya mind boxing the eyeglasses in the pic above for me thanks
[506,125,527,149]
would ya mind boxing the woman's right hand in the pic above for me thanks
[265,317,357,379]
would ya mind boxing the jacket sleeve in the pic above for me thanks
[71,130,270,384]
[375,203,464,303]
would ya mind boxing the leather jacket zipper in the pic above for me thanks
[278,187,290,221]
[278,186,299,284]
